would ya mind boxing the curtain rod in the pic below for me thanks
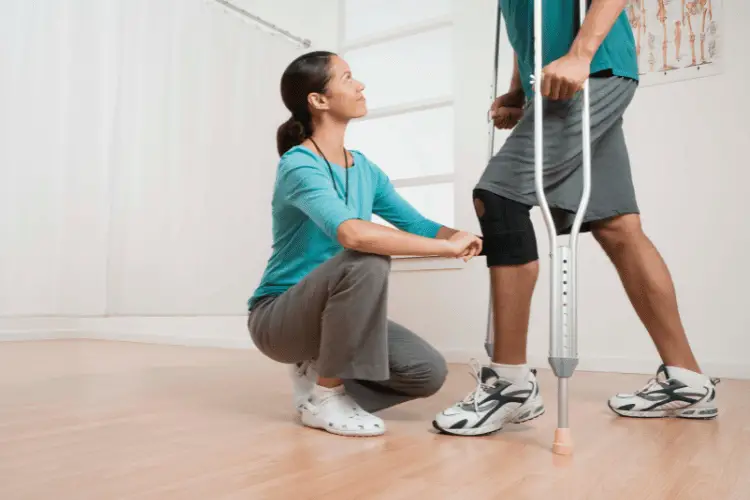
[209,0,312,48]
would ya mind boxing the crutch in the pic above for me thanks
[483,2,503,360]
[484,0,592,456]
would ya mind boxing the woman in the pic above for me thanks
[248,51,482,437]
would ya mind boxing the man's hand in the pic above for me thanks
[540,52,592,100]
[490,88,525,129]
[540,0,628,100]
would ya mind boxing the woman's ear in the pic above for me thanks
[308,92,329,112]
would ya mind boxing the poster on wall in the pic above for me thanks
[626,0,722,86]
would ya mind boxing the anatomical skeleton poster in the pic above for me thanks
[626,0,722,86]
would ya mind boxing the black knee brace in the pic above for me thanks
[473,188,538,267]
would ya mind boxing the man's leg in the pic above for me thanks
[489,264,539,365]
[432,189,545,436]
[473,190,540,367]
[592,214,701,372]
[597,215,720,419]
[344,320,448,413]
[573,90,721,419]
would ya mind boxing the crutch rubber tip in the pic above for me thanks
[552,428,573,455]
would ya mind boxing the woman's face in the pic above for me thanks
[316,55,367,120]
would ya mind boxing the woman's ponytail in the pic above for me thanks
[276,116,307,156]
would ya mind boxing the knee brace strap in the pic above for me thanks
[473,188,538,267]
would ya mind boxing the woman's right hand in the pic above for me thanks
[441,231,483,261]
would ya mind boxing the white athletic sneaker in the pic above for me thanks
[433,360,545,436]
[289,361,318,413]
[608,364,720,419]
[300,385,386,437]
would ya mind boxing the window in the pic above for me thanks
[340,0,456,232]
[342,0,452,41]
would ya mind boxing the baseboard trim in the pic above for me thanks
[3,330,747,380]
[78,330,254,350]
[0,330,78,342]
[442,349,750,380]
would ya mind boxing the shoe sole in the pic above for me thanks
[432,401,546,437]
[607,401,718,420]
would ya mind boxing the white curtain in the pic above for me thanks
[0,0,119,316]
[0,0,304,317]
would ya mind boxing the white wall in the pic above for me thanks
[0,0,337,341]
[386,0,750,379]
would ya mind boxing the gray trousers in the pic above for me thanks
[247,250,448,413]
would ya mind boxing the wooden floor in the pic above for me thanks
[0,341,747,500]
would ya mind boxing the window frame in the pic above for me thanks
[337,1,466,270]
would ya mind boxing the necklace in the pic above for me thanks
[309,137,349,206]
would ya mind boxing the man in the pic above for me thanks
[433,0,720,436]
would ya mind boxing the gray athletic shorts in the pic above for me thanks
[475,76,640,235]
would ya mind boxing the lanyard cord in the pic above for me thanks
[309,137,349,206]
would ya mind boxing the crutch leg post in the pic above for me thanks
[488,0,589,454]
[532,0,592,455]
[484,1,504,360]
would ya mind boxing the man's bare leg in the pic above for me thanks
[490,262,539,365]
[433,259,545,435]
[592,214,701,372]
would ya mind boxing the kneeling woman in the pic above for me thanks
[248,51,482,437]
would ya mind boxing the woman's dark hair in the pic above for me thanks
[276,50,336,156]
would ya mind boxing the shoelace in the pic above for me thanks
[459,359,492,415]
[635,368,722,397]
[635,376,665,396]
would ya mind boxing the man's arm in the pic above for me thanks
[542,0,629,100]
[490,54,526,128]
[570,0,629,61]
[509,56,523,92]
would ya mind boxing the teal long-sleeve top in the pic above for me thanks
[249,145,442,309]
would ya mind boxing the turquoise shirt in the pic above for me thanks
[249,145,442,309]
[500,0,639,97]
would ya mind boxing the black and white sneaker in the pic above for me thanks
[432,360,545,436]
[608,364,720,419]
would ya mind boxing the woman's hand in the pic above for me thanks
[440,231,483,262]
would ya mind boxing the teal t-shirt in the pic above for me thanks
[249,145,442,309]
[500,0,639,97]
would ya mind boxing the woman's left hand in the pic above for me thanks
[455,234,483,262]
